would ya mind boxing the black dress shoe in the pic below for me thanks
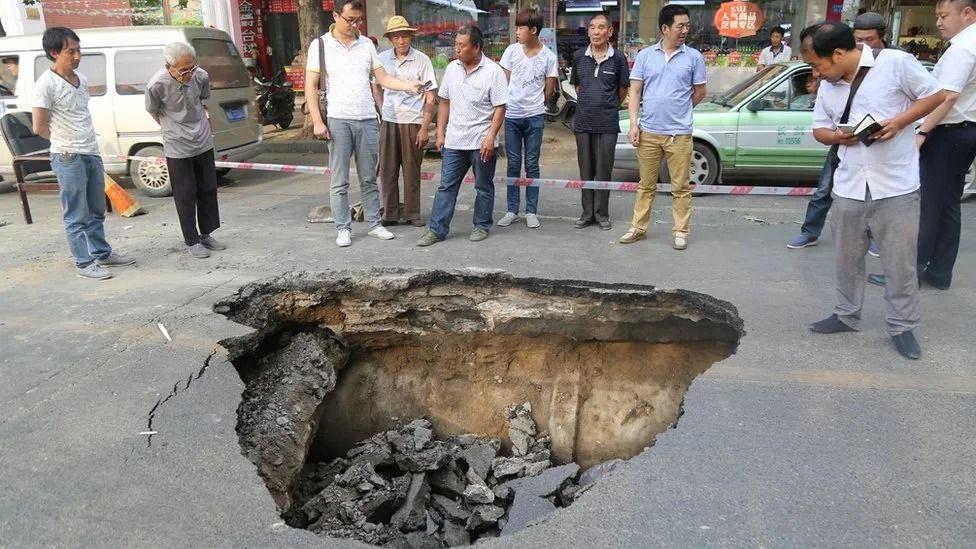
[891,331,921,360]
[810,314,857,334]
[867,274,886,287]
[598,219,612,230]
[574,219,594,229]
[922,272,951,290]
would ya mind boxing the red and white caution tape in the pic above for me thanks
[105,154,973,196]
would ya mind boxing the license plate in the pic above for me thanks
[226,106,245,122]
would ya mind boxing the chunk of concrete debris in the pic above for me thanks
[466,504,505,532]
[491,456,527,478]
[462,439,500,480]
[429,460,467,497]
[391,473,430,532]
[440,520,471,546]
[501,463,581,535]
[463,484,494,505]
[395,443,452,472]
[431,494,471,523]
[506,402,537,457]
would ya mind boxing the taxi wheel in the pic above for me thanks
[658,141,720,189]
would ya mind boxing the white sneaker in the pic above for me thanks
[525,213,541,228]
[497,212,518,227]
[368,226,395,240]
[673,234,688,250]
[336,229,352,247]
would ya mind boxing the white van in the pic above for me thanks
[0,26,263,196]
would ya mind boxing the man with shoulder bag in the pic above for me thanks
[801,22,943,360]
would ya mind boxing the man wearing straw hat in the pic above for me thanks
[376,16,437,227]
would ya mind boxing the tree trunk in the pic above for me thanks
[298,0,324,139]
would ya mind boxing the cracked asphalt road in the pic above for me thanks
[1,140,974,547]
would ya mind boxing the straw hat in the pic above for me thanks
[384,16,417,36]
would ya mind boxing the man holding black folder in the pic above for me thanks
[801,22,943,360]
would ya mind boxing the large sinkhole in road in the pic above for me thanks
[214,269,744,547]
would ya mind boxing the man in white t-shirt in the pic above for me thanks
[304,0,424,248]
[32,27,135,280]
[757,26,792,71]
[496,9,558,229]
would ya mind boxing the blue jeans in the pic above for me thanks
[427,148,496,239]
[504,115,543,214]
[800,156,833,239]
[328,117,381,231]
[52,153,111,267]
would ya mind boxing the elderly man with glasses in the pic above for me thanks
[145,41,225,259]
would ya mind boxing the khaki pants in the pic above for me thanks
[630,132,693,236]
[379,121,423,222]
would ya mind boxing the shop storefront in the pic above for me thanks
[862,0,944,60]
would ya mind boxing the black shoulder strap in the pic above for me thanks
[840,47,882,123]
[318,36,327,93]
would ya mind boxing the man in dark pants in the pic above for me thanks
[146,42,225,259]
[871,0,976,290]
[571,12,630,230]
[787,12,894,251]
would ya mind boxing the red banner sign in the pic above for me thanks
[713,1,764,39]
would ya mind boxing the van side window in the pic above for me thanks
[34,53,107,96]
[0,54,20,97]
[115,49,164,95]
[192,39,250,90]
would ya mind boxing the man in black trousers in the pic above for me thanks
[570,12,630,230]
[146,41,226,259]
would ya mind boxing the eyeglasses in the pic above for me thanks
[336,13,363,26]
[175,65,197,77]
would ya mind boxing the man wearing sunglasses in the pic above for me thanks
[146,42,225,259]
[305,0,426,248]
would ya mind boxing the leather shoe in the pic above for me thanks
[867,274,886,287]
[598,219,612,230]
[810,314,857,334]
[574,218,594,229]
[891,331,921,360]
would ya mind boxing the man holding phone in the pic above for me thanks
[376,16,437,227]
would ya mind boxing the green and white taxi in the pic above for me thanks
[616,60,975,196]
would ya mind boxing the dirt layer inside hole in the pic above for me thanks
[215,269,744,546]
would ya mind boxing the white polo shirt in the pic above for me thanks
[499,43,558,119]
[378,47,437,125]
[812,47,941,200]
[933,22,976,124]
[438,55,508,150]
[305,29,383,120]
[758,44,792,66]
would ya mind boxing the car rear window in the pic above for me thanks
[0,54,20,97]
[34,53,107,96]
[115,49,164,95]
[192,38,249,90]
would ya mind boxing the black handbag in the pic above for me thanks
[301,37,329,123]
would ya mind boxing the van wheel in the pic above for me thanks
[129,145,171,197]
[658,141,720,189]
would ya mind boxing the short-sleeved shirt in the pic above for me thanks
[32,70,98,155]
[306,29,383,120]
[812,47,941,200]
[499,43,558,119]
[378,47,437,125]
[145,68,214,159]
[570,45,630,134]
[933,22,976,123]
[438,54,508,150]
[630,42,706,135]
[758,44,792,66]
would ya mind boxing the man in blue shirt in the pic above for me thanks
[619,4,706,250]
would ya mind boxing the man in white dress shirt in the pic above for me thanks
[802,22,943,360]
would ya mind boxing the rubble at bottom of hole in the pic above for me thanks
[286,402,624,548]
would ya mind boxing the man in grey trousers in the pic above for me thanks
[801,22,943,360]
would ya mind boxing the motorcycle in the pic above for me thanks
[544,66,577,128]
[254,69,296,130]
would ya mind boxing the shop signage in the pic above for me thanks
[713,1,764,39]
[703,50,717,64]
[268,0,335,13]
[728,50,742,64]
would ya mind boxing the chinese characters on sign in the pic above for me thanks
[713,1,765,39]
